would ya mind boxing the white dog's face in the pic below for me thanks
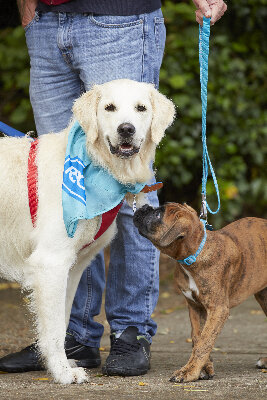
[72,79,175,183]
[97,81,153,158]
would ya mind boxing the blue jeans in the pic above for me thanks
[25,9,166,346]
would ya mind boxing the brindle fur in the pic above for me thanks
[134,203,267,382]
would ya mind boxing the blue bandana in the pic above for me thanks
[62,121,146,237]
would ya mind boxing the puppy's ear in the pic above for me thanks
[159,221,185,247]
[72,85,101,144]
[150,86,176,145]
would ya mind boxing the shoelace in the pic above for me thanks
[110,338,141,356]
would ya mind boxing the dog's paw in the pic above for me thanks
[256,357,267,369]
[68,359,77,368]
[53,366,88,384]
[199,360,214,380]
[169,368,199,383]
[199,369,214,380]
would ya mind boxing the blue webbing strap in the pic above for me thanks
[0,121,25,137]
[177,219,207,266]
[199,17,220,217]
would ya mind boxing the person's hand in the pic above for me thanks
[17,0,38,28]
[192,0,227,25]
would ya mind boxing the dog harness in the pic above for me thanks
[27,134,162,245]
[27,138,124,243]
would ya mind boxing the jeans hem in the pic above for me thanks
[67,328,101,348]
[110,326,153,344]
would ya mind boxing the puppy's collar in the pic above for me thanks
[177,219,207,266]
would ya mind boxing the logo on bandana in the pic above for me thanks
[63,157,86,205]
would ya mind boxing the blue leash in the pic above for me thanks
[199,17,220,222]
[178,17,220,266]
[0,121,25,137]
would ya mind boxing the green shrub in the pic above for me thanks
[0,0,266,227]
[158,0,267,226]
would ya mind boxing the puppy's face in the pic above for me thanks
[133,203,198,252]
[96,81,153,158]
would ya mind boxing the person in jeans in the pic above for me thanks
[0,0,227,376]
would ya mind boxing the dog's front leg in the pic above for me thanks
[188,303,214,380]
[28,251,88,384]
[170,304,229,383]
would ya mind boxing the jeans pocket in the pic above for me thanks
[154,17,166,64]
[89,14,143,28]
[24,11,40,33]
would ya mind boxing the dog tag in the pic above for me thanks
[205,223,213,231]
[132,195,137,213]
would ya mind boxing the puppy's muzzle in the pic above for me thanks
[133,204,163,238]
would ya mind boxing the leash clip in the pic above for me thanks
[200,194,213,231]
[132,195,137,214]
[199,193,207,221]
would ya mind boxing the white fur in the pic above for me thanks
[181,266,199,303]
[0,79,175,384]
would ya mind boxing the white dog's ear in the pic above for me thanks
[150,87,176,145]
[72,85,101,144]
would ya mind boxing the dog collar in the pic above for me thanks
[177,219,207,266]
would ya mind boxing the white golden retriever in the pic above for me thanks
[0,79,175,384]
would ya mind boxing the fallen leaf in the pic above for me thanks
[161,308,175,314]
[158,327,170,335]
[33,377,49,381]
[213,347,221,351]
[151,313,155,318]
[186,338,192,343]
[99,347,105,351]
[138,381,148,386]
[169,340,175,344]
[261,369,267,373]
[250,310,263,315]
[173,384,195,387]
[161,292,170,299]
[0,282,20,290]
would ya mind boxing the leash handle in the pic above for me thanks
[199,17,220,217]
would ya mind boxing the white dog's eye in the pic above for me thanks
[136,104,147,112]
[105,104,116,112]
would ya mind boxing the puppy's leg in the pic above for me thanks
[28,250,88,384]
[188,304,214,380]
[170,304,229,383]
[255,287,267,369]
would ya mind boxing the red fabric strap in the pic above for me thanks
[27,140,39,227]
[27,138,122,242]
[81,202,123,251]
[39,0,72,5]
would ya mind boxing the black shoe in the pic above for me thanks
[0,335,101,373]
[102,326,151,376]
[65,334,101,368]
[0,344,43,373]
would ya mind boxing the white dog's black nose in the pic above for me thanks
[117,123,135,138]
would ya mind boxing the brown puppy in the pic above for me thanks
[134,203,267,382]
